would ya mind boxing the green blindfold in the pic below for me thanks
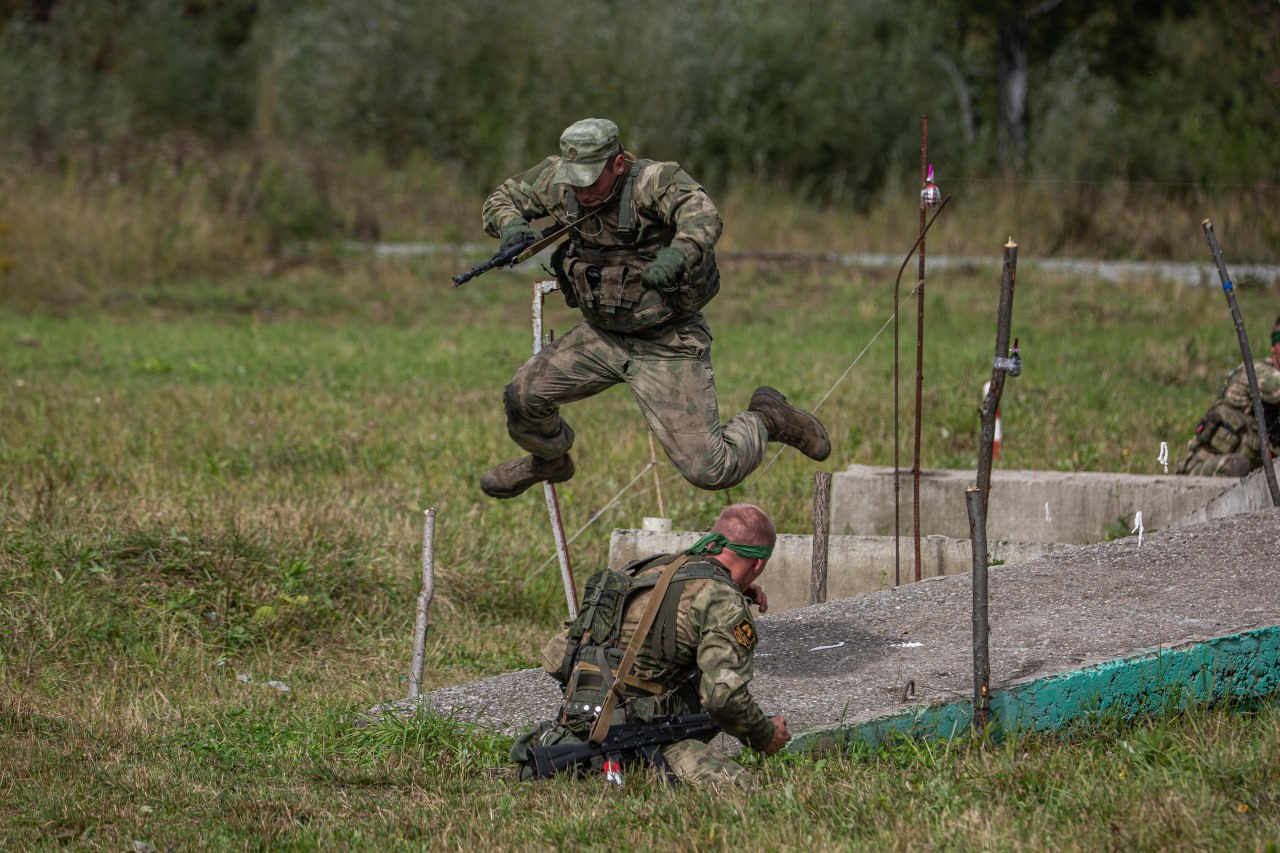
[1271,330,1280,346]
[686,531,774,560]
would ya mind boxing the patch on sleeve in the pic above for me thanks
[732,617,757,649]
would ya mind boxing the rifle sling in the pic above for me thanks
[588,554,691,744]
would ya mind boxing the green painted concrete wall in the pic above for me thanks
[790,626,1280,755]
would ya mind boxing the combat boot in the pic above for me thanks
[480,453,575,499]
[748,387,831,461]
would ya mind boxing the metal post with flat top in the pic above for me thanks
[532,279,579,617]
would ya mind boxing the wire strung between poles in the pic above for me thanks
[754,196,951,483]
[527,196,952,575]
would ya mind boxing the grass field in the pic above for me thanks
[3,188,1280,848]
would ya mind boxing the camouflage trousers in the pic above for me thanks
[509,718,755,786]
[501,316,767,490]
[1174,443,1255,478]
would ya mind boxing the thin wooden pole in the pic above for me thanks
[647,431,666,518]
[977,240,1020,513]
[965,487,990,731]
[810,471,832,605]
[1202,220,1280,506]
[409,508,436,700]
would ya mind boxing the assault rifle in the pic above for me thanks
[528,712,721,780]
[451,207,605,287]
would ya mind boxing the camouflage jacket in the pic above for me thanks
[541,554,776,752]
[1206,359,1280,458]
[482,155,723,332]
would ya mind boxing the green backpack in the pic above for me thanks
[552,554,735,716]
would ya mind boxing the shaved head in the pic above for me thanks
[711,503,776,548]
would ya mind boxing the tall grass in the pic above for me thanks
[3,141,1280,848]
[3,141,1278,314]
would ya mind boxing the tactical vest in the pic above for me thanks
[554,553,737,721]
[556,159,720,333]
[1194,401,1258,457]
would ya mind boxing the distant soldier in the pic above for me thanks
[475,117,830,499]
[510,503,790,785]
[1176,314,1280,477]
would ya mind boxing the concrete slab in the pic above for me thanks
[1173,460,1279,528]
[831,464,1231,544]
[396,508,1280,746]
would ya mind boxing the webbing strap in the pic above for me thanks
[653,582,683,662]
[588,554,690,744]
[615,160,642,241]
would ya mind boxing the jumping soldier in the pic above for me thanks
[510,503,790,785]
[1176,314,1280,477]
[476,117,830,499]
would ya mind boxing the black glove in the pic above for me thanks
[499,219,538,253]
[640,245,685,291]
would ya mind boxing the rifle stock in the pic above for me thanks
[528,712,721,779]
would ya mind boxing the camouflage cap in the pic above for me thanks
[553,118,621,187]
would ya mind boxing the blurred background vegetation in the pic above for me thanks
[1,0,1278,309]
[5,0,1279,188]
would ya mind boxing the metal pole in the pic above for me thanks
[912,115,929,583]
[888,195,952,586]
[647,431,666,518]
[977,240,1020,513]
[810,471,831,605]
[965,487,990,731]
[533,279,579,617]
[409,508,436,700]
[1202,220,1280,507]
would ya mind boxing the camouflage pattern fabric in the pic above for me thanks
[501,316,768,491]
[482,154,721,278]
[1176,359,1280,477]
[483,155,722,332]
[519,555,774,785]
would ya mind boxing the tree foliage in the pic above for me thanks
[1,0,1277,198]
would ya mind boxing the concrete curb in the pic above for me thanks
[791,625,1280,754]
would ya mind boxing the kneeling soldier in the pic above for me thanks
[511,503,790,785]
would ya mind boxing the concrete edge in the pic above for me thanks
[788,624,1280,755]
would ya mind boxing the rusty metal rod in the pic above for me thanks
[1202,220,1280,507]
[891,194,952,587]
[912,115,929,583]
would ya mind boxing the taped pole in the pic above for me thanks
[533,279,579,617]
[408,508,436,701]
[965,487,990,731]
[977,240,1020,513]
[1202,220,1280,507]
[810,471,831,605]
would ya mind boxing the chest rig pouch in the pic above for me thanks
[1196,403,1254,455]
[554,554,736,722]
[556,160,721,333]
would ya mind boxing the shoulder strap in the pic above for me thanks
[651,561,736,662]
[588,554,691,744]
[615,159,644,243]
